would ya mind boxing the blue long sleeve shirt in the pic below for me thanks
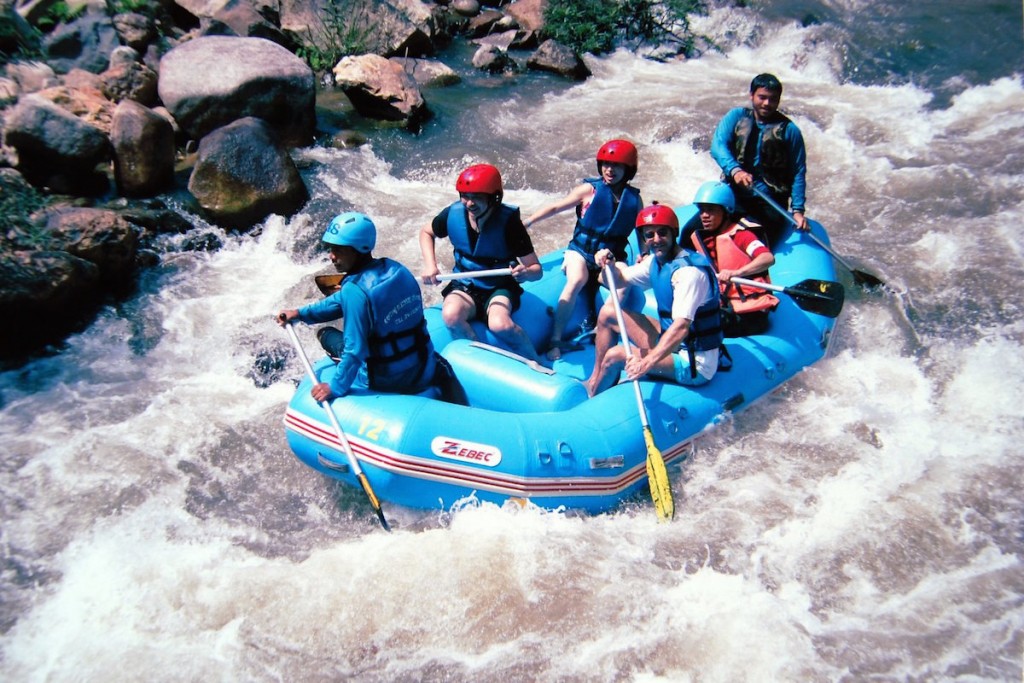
[710,107,807,213]
[296,285,371,397]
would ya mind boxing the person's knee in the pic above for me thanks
[441,305,467,328]
[597,302,618,326]
[488,314,516,336]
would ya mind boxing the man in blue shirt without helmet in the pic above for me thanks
[711,73,809,245]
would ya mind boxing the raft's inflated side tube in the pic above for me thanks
[442,340,588,413]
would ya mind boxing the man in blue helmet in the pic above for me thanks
[711,73,809,246]
[277,212,463,403]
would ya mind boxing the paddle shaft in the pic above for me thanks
[604,265,651,430]
[750,186,884,287]
[604,263,675,521]
[285,323,390,531]
[730,276,844,318]
[436,268,513,282]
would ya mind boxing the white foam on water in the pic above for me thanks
[3,4,1024,681]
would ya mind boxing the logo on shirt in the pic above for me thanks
[431,436,502,467]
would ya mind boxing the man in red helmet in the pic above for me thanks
[420,163,543,361]
[523,139,644,361]
[584,203,723,397]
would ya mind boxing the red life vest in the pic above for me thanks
[692,223,780,315]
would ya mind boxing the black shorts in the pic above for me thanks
[441,280,522,319]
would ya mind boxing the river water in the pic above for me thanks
[2,1,1023,680]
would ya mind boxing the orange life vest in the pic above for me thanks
[692,223,780,315]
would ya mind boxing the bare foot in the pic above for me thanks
[546,340,563,361]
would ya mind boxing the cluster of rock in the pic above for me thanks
[0,0,590,361]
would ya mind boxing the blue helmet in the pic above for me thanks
[693,181,736,214]
[322,212,376,253]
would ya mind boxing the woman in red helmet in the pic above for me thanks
[584,203,723,397]
[522,139,644,360]
[420,163,543,361]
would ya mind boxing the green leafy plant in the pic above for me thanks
[0,174,52,250]
[297,0,375,75]
[35,0,87,33]
[544,0,714,57]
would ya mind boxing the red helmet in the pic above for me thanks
[597,139,638,168]
[456,164,503,195]
[635,202,679,231]
[596,139,637,181]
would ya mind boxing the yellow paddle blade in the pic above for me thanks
[644,427,675,522]
[315,273,345,295]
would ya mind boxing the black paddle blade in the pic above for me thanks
[852,269,886,290]
[786,279,845,318]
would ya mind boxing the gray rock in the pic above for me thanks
[332,53,429,128]
[187,116,309,229]
[42,10,121,74]
[111,100,176,197]
[471,44,519,74]
[42,206,139,283]
[527,39,591,81]
[158,35,316,147]
[390,57,460,88]
[3,94,111,195]
[0,249,102,358]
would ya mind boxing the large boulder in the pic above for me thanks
[187,116,309,230]
[505,0,547,32]
[42,206,140,285]
[41,9,121,74]
[98,57,159,106]
[157,35,316,147]
[111,99,176,197]
[2,94,111,195]
[391,56,460,88]
[281,0,438,60]
[527,39,590,81]
[174,0,296,49]
[0,249,102,358]
[332,53,429,129]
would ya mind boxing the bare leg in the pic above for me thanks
[487,297,540,362]
[442,292,477,340]
[548,257,590,360]
[584,300,660,396]
[583,302,623,396]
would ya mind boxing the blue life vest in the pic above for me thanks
[446,201,520,289]
[650,250,723,354]
[569,179,643,261]
[345,258,433,387]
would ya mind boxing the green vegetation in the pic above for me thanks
[108,0,153,13]
[35,0,87,33]
[544,0,714,57]
[0,173,52,251]
[296,0,375,75]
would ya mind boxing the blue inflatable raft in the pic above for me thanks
[283,205,842,514]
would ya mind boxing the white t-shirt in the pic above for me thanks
[620,251,719,379]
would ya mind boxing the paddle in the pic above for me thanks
[316,268,514,293]
[284,322,391,531]
[730,277,845,318]
[315,273,344,295]
[750,186,886,289]
[603,263,675,522]
[436,267,513,282]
